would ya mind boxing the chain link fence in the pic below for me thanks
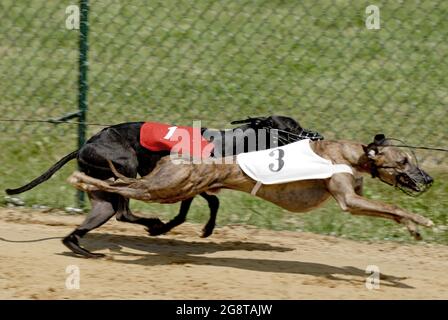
[1,0,447,210]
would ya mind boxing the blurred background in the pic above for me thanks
[1,0,446,243]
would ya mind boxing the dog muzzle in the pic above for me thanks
[395,169,433,197]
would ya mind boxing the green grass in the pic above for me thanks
[0,1,447,243]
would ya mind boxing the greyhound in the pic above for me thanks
[6,115,323,258]
[68,134,434,258]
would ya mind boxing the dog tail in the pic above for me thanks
[5,150,79,195]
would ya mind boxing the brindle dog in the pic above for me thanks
[69,134,434,257]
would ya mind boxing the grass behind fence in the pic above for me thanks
[1,0,447,243]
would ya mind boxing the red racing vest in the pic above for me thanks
[140,122,214,158]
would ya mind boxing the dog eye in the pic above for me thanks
[399,158,408,165]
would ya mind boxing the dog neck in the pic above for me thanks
[340,142,373,174]
[310,140,372,175]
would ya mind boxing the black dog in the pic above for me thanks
[6,115,323,258]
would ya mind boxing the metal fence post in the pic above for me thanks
[77,0,89,208]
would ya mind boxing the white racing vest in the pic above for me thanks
[236,139,353,188]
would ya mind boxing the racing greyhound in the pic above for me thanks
[6,115,323,258]
[69,134,435,258]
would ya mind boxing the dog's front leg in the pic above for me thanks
[338,194,433,240]
[327,174,434,239]
[354,176,364,196]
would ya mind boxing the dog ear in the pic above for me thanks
[251,116,267,127]
[268,115,301,131]
[374,134,386,145]
[230,116,266,126]
[363,144,379,159]
[363,134,386,159]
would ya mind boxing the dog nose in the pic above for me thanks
[301,129,324,141]
[425,174,434,185]
[420,170,434,185]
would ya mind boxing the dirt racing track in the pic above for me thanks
[0,208,447,299]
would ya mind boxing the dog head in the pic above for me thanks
[363,134,433,196]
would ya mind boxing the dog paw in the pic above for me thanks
[426,219,435,228]
[201,225,215,238]
[411,230,423,241]
[67,174,80,185]
[146,220,168,236]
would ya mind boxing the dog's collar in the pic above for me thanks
[362,157,396,186]
[359,158,378,179]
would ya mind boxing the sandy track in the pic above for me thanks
[0,208,447,299]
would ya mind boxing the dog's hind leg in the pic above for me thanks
[62,190,164,258]
[147,197,194,236]
[114,196,164,229]
[147,193,220,237]
[62,191,118,258]
[200,192,219,238]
